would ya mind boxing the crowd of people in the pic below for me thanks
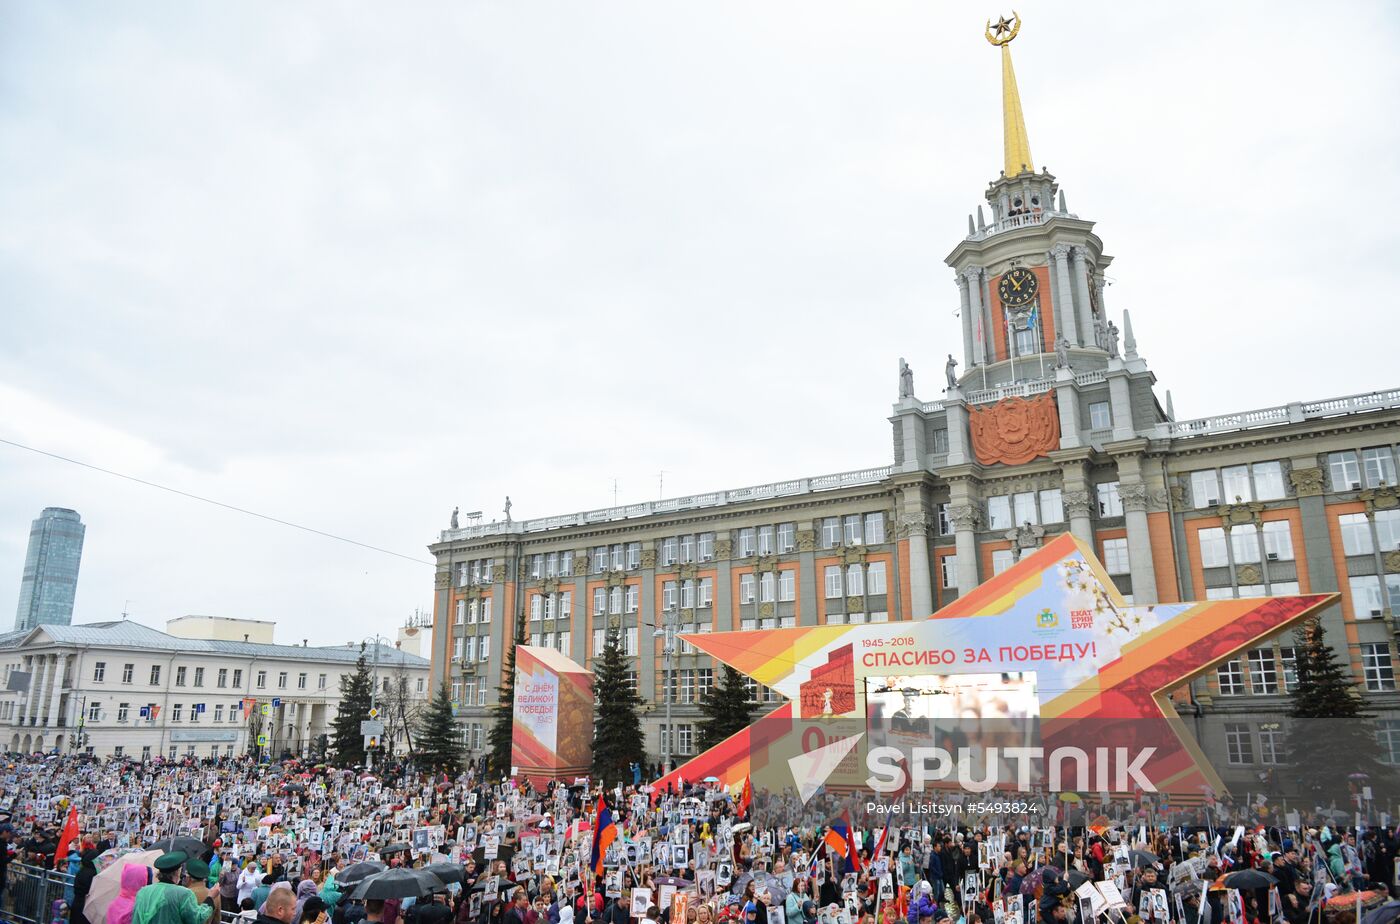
[0,755,1395,924]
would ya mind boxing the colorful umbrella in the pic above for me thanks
[84,851,161,924]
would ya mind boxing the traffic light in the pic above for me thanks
[367,736,379,749]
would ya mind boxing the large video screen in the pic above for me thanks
[865,672,1041,787]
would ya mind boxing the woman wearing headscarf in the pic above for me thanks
[295,880,321,922]
[238,861,263,907]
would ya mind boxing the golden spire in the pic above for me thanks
[986,12,1034,177]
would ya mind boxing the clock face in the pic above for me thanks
[998,267,1039,308]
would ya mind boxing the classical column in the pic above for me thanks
[944,388,971,466]
[572,552,589,664]
[45,655,67,728]
[28,655,50,727]
[956,273,975,368]
[1055,379,1082,449]
[795,525,818,626]
[897,487,935,618]
[715,531,736,630]
[1050,244,1079,347]
[949,505,982,595]
[1108,371,1135,441]
[1119,483,1160,604]
[1061,463,1094,544]
[964,266,987,365]
[1071,247,1094,349]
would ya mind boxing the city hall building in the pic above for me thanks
[429,20,1400,793]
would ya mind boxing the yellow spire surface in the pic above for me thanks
[986,13,1034,177]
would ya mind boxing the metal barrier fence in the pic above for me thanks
[2,863,75,924]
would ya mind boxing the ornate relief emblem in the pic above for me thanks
[969,392,1061,466]
[1289,467,1324,498]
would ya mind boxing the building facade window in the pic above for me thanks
[1258,725,1283,765]
[1101,538,1130,575]
[1378,719,1400,765]
[868,561,887,595]
[824,566,843,599]
[1363,643,1395,691]
[1279,646,1298,692]
[769,570,791,602]
[1096,482,1122,517]
[1217,660,1245,695]
[1329,451,1362,491]
[123,663,134,684]
[1362,447,1397,488]
[987,496,1011,530]
[1224,722,1253,765]
[1088,401,1111,429]
[1248,648,1278,694]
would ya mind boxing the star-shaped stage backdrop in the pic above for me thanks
[656,533,1334,800]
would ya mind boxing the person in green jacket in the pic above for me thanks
[133,853,214,924]
[320,876,343,915]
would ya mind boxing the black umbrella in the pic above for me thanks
[1130,849,1160,869]
[348,869,448,900]
[335,861,388,887]
[146,836,210,856]
[1067,871,1090,890]
[381,842,413,854]
[423,863,465,886]
[1219,870,1277,890]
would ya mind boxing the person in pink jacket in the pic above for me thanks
[107,864,153,924]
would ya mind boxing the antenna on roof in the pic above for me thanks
[122,600,132,620]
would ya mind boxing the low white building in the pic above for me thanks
[0,618,430,761]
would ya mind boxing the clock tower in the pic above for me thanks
[944,12,1120,385]
[889,15,1171,604]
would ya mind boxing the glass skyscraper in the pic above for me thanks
[13,508,85,631]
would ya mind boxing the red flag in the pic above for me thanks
[738,775,752,819]
[53,805,79,869]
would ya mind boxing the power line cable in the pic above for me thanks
[0,435,434,566]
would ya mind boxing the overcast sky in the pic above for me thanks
[2,2,1397,645]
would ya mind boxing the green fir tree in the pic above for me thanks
[487,615,527,777]
[592,626,647,785]
[416,682,464,776]
[698,664,757,751]
[1285,617,1391,805]
[331,646,374,766]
